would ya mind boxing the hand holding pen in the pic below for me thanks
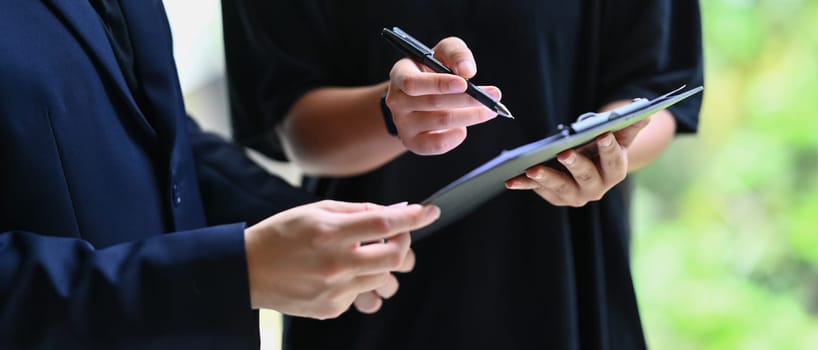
[381,28,512,155]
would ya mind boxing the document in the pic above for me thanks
[414,86,704,240]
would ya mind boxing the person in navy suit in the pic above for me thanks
[0,0,439,348]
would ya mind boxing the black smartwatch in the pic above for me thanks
[379,95,399,136]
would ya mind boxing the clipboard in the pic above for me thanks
[414,85,704,240]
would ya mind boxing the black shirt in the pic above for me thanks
[224,0,704,349]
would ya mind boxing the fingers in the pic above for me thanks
[505,154,600,207]
[395,249,415,273]
[387,84,500,155]
[387,38,501,157]
[557,150,603,196]
[352,273,393,296]
[514,165,582,206]
[596,133,628,184]
[352,232,412,275]
[504,133,632,207]
[404,128,468,156]
[353,291,383,314]
[397,105,497,137]
[612,117,651,148]
[390,58,467,96]
[315,200,383,213]
[389,86,501,112]
[316,204,431,286]
[335,204,440,243]
[432,36,476,78]
[375,273,400,299]
[353,272,401,314]
[505,174,540,190]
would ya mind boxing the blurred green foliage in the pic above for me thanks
[632,0,818,348]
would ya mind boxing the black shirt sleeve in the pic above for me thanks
[222,0,333,160]
[596,0,704,133]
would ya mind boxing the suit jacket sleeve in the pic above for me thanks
[0,224,259,348]
[185,117,317,227]
[0,118,312,349]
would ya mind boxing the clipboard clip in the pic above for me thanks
[567,85,689,133]
[570,98,648,133]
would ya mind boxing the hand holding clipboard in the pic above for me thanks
[415,86,704,240]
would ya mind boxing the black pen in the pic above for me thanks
[381,27,514,119]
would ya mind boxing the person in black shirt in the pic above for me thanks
[223,0,703,348]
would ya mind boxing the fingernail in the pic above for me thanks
[423,206,441,220]
[526,168,544,180]
[488,86,502,99]
[560,153,576,166]
[406,204,424,212]
[457,60,476,77]
[448,79,465,93]
[599,135,614,148]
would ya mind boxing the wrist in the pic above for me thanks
[243,227,261,310]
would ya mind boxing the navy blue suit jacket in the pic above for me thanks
[0,0,313,348]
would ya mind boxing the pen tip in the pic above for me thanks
[496,103,514,119]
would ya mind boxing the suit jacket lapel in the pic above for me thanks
[43,0,157,140]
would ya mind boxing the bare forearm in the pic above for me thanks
[626,109,676,171]
[599,101,677,172]
[277,83,406,176]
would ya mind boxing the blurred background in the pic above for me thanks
[164,0,818,348]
